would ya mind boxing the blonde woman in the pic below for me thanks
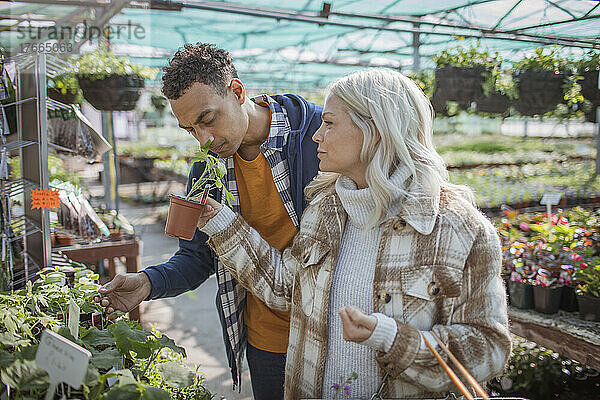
[196,68,511,399]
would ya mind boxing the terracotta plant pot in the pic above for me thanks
[164,194,205,240]
[577,294,600,322]
[508,280,534,309]
[533,285,562,314]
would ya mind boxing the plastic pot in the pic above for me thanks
[164,194,205,241]
[508,281,534,309]
[559,285,579,312]
[77,74,144,111]
[578,294,600,322]
[533,285,562,314]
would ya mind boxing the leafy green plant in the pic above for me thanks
[186,140,234,206]
[74,47,158,80]
[433,46,500,69]
[574,51,600,73]
[407,71,434,99]
[489,337,600,399]
[47,72,82,99]
[575,263,600,297]
[513,47,571,73]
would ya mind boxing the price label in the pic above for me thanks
[68,299,80,339]
[35,329,91,397]
[540,193,561,206]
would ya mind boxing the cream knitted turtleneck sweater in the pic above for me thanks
[322,167,410,398]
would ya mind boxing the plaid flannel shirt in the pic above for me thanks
[217,94,299,389]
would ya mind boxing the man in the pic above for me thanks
[95,43,322,399]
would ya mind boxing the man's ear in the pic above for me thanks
[229,78,245,104]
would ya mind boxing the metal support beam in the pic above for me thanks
[412,22,421,72]
[147,1,599,49]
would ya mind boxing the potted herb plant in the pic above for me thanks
[47,72,82,105]
[432,46,501,109]
[165,140,234,240]
[575,262,600,321]
[513,47,570,116]
[74,48,157,111]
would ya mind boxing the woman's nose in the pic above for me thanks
[312,125,324,143]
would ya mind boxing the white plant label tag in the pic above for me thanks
[68,299,80,339]
[35,329,91,396]
[540,193,561,206]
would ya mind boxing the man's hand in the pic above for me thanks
[194,196,223,229]
[94,273,152,320]
[339,305,377,343]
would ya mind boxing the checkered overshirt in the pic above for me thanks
[216,94,298,388]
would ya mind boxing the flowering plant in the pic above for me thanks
[575,262,600,298]
[331,372,357,398]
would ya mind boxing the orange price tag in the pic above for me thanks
[30,189,60,210]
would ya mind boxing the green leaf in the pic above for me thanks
[14,344,38,361]
[0,331,31,347]
[102,383,143,400]
[110,320,152,358]
[156,335,186,357]
[81,326,116,349]
[0,359,49,391]
[141,385,171,400]
[157,362,194,388]
[0,349,15,368]
[200,139,211,153]
[90,348,122,370]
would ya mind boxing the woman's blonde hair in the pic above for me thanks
[305,68,474,227]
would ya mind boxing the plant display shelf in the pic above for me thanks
[509,306,600,371]
[58,238,141,322]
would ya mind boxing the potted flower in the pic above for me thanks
[574,261,600,321]
[513,47,570,116]
[74,47,157,111]
[47,72,82,105]
[432,46,501,110]
[165,140,234,240]
[532,268,563,314]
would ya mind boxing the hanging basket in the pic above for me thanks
[47,88,78,105]
[434,66,486,105]
[475,92,511,115]
[580,69,600,104]
[514,70,566,116]
[77,74,145,111]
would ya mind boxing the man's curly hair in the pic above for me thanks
[161,43,238,99]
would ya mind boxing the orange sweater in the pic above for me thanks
[234,152,295,353]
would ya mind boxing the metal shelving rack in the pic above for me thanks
[1,53,72,288]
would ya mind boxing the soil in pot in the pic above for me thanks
[578,294,600,321]
[508,280,534,309]
[165,194,205,241]
[533,285,563,314]
[559,285,579,312]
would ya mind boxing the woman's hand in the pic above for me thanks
[339,305,377,342]
[193,196,223,229]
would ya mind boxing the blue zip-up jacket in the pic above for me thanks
[143,93,322,383]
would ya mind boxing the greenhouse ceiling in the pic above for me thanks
[1,0,599,89]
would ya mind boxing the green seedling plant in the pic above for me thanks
[185,140,235,206]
